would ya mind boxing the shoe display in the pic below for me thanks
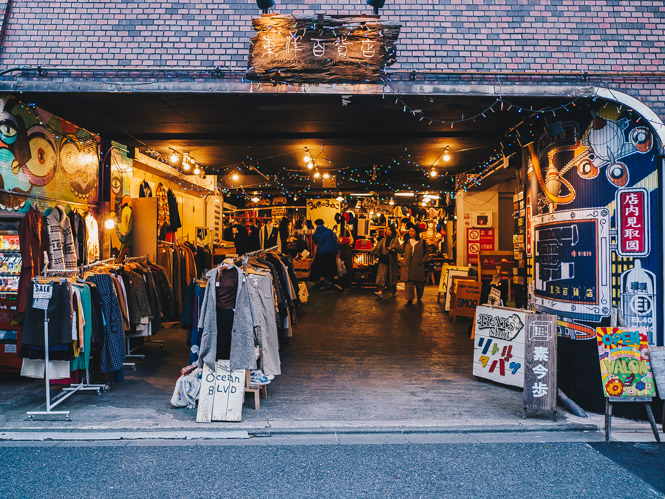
[250,370,271,385]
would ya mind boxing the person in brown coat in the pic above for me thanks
[398,226,430,305]
[372,225,401,299]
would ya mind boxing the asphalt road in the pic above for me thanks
[1,440,663,498]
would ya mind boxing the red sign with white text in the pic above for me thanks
[467,228,495,264]
[616,188,649,257]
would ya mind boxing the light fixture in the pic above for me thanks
[313,171,321,178]
[323,173,330,179]
[423,194,441,200]
[421,201,427,207]
[256,0,275,13]
[336,196,344,202]
[304,155,311,163]
[443,153,451,162]
[307,162,314,170]
[367,0,385,14]
[395,192,415,197]
[232,173,239,181]
[183,162,191,172]
[389,199,395,206]
[194,166,200,175]
[350,193,373,197]
[251,196,260,203]
[430,169,438,178]
[170,153,179,164]
[104,218,116,230]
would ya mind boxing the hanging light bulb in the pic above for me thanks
[389,199,395,206]
[183,162,191,172]
[313,171,321,178]
[194,166,200,175]
[304,155,311,163]
[251,196,260,203]
[443,146,451,162]
[323,173,330,179]
[170,153,179,164]
[307,162,314,170]
[336,196,344,202]
[232,173,239,181]
[104,218,116,230]
[430,169,438,178]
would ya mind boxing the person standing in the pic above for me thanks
[372,225,401,299]
[309,218,340,290]
[399,226,429,305]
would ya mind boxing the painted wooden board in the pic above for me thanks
[438,265,469,294]
[444,270,471,311]
[450,280,482,320]
[211,360,246,422]
[596,327,656,398]
[650,348,665,398]
[472,305,531,388]
[523,314,558,412]
[196,363,216,423]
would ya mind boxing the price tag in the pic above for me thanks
[33,282,52,310]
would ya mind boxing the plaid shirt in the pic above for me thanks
[87,274,126,372]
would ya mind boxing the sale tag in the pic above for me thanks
[32,282,52,310]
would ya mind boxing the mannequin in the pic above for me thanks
[216,259,238,359]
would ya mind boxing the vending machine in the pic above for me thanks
[0,231,21,372]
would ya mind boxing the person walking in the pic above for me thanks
[309,218,341,290]
[372,225,401,299]
[399,226,430,305]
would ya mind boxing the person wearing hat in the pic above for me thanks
[398,225,430,305]
[309,218,341,291]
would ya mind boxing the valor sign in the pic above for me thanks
[247,15,401,83]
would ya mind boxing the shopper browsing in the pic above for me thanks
[398,226,430,305]
[309,219,341,291]
[372,225,401,299]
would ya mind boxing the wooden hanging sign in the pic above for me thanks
[523,314,558,419]
[247,15,401,83]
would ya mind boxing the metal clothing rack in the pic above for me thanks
[80,257,117,273]
[26,270,107,421]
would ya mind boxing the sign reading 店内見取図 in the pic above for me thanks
[247,15,401,83]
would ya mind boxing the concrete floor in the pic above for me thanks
[0,285,621,436]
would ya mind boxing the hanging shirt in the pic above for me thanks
[156,183,170,229]
[216,267,238,310]
[85,212,100,264]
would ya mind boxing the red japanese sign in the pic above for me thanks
[467,228,495,264]
[616,188,649,257]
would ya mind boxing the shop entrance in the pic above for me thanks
[1,88,660,429]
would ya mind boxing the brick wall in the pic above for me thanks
[1,1,664,118]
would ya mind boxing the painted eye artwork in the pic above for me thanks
[59,134,99,199]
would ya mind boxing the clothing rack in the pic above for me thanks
[243,245,279,258]
[124,255,148,263]
[26,272,107,421]
[81,258,116,273]
[123,254,164,350]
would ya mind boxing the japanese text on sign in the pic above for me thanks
[616,188,649,257]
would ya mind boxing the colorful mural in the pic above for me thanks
[526,105,662,346]
[109,141,133,257]
[0,95,99,209]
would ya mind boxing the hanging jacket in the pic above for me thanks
[46,205,77,270]
[197,265,257,372]
[167,188,181,231]
[17,205,48,313]
[68,210,87,266]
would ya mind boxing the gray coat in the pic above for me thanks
[372,236,402,287]
[399,239,430,282]
[197,265,257,372]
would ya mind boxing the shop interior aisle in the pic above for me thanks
[0,285,546,431]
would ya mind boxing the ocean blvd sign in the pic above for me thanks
[247,15,401,83]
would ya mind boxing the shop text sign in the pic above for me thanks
[467,228,495,264]
[596,327,655,398]
[616,188,649,256]
[473,305,530,388]
[247,15,401,83]
[306,198,340,230]
[523,315,557,413]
